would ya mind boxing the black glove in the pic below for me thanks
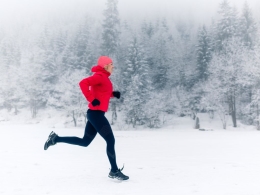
[113,91,121,99]
[91,99,100,106]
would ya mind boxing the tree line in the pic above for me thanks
[0,0,260,129]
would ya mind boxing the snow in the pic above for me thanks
[1,114,260,195]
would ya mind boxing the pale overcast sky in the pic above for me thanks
[0,0,259,27]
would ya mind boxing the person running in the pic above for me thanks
[44,56,129,181]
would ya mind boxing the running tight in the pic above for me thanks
[56,109,118,172]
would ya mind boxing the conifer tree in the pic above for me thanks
[48,69,86,126]
[102,0,121,124]
[123,36,151,127]
[150,19,171,90]
[172,21,197,89]
[206,38,247,128]
[0,37,22,113]
[74,18,96,73]
[102,0,120,56]
[215,0,239,51]
[239,2,257,48]
[22,49,47,118]
[196,25,212,81]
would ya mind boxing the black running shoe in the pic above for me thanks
[44,131,58,150]
[108,166,129,180]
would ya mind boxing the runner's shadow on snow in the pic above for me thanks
[108,179,129,183]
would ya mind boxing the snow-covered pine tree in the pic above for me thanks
[240,44,260,129]
[215,0,239,51]
[61,37,78,73]
[22,48,47,118]
[171,21,197,89]
[102,0,120,56]
[113,21,132,97]
[123,36,151,127]
[140,20,155,62]
[202,80,229,129]
[74,17,97,73]
[206,38,248,128]
[0,38,12,111]
[53,30,67,73]
[0,37,22,113]
[233,2,258,124]
[196,25,212,82]
[38,27,57,85]
[238,2,257,48]
[0,41,7,110]
[149,19,171,90]
[141,21,155,40]
[207,1,246,127]
[140,20,155,84]
[102,0,121,123]
[161,20,199,118]
[47,21,99,120]
[37,27,75,116]
[21,26,63,118]
[48,69,86,126]
[116,20,132,73]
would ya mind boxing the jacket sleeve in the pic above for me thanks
[79,74,102,102]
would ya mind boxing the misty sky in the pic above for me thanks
[0,0,260,28]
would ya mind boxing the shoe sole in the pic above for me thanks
[108,175,129,180]
[44,131,55,150]
[44,142,48,150]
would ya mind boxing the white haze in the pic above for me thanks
[0,0,260,28]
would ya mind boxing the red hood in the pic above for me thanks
[91,65,111,77]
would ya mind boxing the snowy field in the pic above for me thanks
[1,115,260,195]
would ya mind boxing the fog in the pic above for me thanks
[1,0,260,28]
[1,0,260,129]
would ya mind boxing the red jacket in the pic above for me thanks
[79,65,114,112]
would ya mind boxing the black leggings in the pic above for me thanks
[56,109,118,171]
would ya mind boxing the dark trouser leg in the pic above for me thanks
[104,133,118,171]
[87,110,119,172]
[55,121,97,147]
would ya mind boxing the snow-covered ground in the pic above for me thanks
[1,113,260,195]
